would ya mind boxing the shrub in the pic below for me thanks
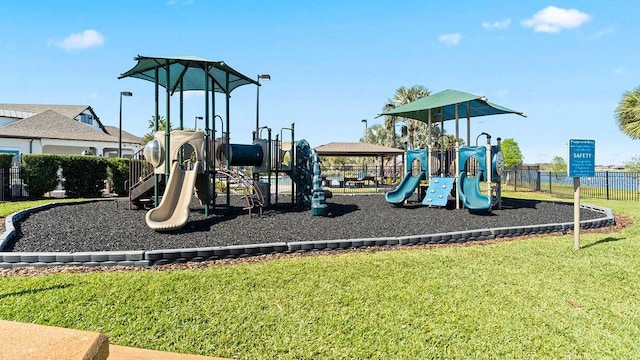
[0,153,13,169]
[59,156,108,198]
[107,158,130,195]
[22,154,60,198]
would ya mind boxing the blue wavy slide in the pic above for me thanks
[385,171,426,205]
[458,171,492,211]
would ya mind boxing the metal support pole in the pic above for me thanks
[291,122,295,204]
[454,104,460,209]
[486,134,492,198]
[427,108,432,182]
[256,76,260,135]
[153,67,160,206]
[204,68,210,216]
[211,89,216,209]
[573,177,581,249]
[392,115,397,183]
[225,72,231,207]
[164,59,171,178]
[118,91,133,158]
[275,134,279,205]
[440,107,445,177]
[118,93,123,157]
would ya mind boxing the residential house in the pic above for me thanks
[0,103,142,163]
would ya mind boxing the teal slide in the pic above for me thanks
[458,170,492,211]
[385,171,425,205]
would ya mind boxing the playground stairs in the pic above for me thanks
[0,320,231,360]
[128,173,164,209]
[128,148,164,209]
[422,177,456,206]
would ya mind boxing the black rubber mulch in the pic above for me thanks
[7,195,603,252]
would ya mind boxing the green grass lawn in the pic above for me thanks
[0,198,85,217]
[0,193,638,359]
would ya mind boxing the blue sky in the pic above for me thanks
[1,0,638,165]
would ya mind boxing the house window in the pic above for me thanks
[79,114,93,125]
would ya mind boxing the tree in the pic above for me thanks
[441,134,465,148]
[615,86,640,139]
[501,138,523,167]
[549,156,567,172]
[361,124,394,147]
[625,155,640,172]
[383,85,432,149]
[142,115,170,145]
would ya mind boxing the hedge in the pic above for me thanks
[0,153,13,169]
[59,155,108,198]
[21,154,60,198]
[107,157,129,196]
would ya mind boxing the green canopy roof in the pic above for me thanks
[381,89,525,123]
[118,55,258,94]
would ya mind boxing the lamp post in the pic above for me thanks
[194,116,203,130]
[385,103,398,182]
[361,119,367,131]
[255,74,271,136]
[119,91,133,157]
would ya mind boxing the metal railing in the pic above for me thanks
[503,166,541,193]
[539,170,639,201]
[320,165,401,193]
[0,166,26,200]
[2,160,639,201]
[505,166,640,201]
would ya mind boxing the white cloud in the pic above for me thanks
[438,33,462,46]
[482,19,511,30]
[48,29,105,50]
[521,6,591,33]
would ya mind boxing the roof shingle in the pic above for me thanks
[0,110,117,142]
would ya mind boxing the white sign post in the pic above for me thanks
[568,139,595,250]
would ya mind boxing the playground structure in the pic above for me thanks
[383,89,523,212]
[120,56,321,231]
[385,136,503,211]
[137,126,319,230]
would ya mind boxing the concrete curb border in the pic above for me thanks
[0,200,616,268]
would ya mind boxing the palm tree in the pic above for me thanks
[385,85,431,149]
[442,134,464,147]
[615,86,640,139]
[142,115,170,145]
[360,124,393,147]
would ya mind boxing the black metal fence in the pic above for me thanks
[502,166,542,193]
[320,165,400,193]
[0,166,26,201]
[3,162,639,201]
[505,166,640,201]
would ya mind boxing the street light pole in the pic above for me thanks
[255,74,271,137]
[361,119,367,131]
[119,91,133,157]
[194,116,203,130]
[385,103,398,182]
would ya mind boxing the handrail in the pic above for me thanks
[128,147,155,209]
[215,168,264,216]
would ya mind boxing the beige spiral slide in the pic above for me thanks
[145,160,200,231]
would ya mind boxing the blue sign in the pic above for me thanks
[568,139,595,177]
